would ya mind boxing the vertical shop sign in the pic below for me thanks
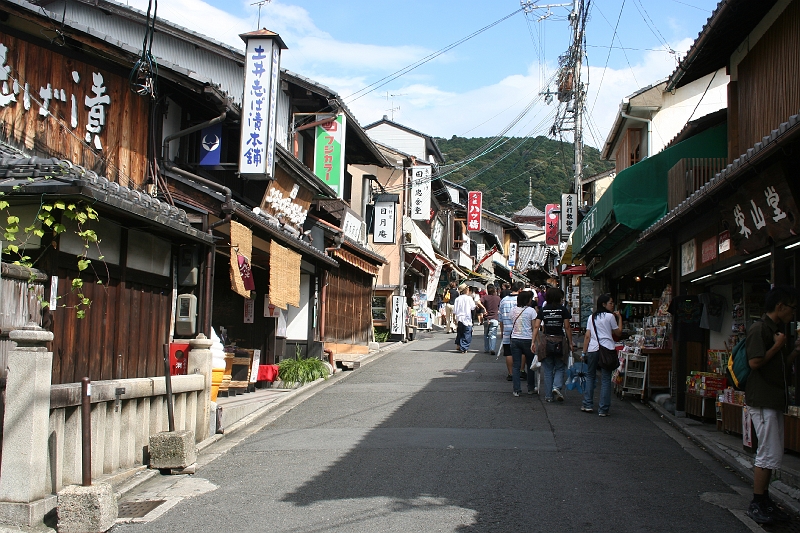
[560,194,577,238]
[467,191,482,232]
[390,295,406,335]
[476,243,485,261]
[508,242,518,267]
[373,200,396,244]
[313,113,346,197]
[239,36,282,178]
[545,203,560,245]
[243,298,255,324]
[681,239,696,276]
[410,166,431,220]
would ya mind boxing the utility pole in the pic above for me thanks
[570,0,585,203]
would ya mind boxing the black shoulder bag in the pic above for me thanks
[592,315,618,371]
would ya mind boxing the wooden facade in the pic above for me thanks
[0,31,150,188]
[667,157,728,211]
[324,263,372,347]
[735,0,800,153]
[614,128,642,173]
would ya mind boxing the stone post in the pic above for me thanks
[188,333,214,442]
[0,323,56,527]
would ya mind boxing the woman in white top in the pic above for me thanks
[581,294,622,416]
[510,290,538,397]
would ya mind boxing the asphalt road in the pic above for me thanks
[112,332,762,533]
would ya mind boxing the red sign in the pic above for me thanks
[545,203,560,245]
[467,191,482,232]
[701,236,717,264]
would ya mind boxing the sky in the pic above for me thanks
[125,0,720,149]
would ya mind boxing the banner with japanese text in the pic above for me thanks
[239,38,281,178]
[467,191,482,232]
[508,242,518,267]
[545,203,560,245]
[390,295,406,335]
[560,194,578,239]
[410,166,431,220]
[313,113,346,197]
[373,200,396,244]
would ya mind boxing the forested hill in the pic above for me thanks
[434,135,613,217]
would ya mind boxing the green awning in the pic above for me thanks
[574,123,727,256]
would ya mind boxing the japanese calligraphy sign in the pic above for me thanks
[373,200,396,244]
[313,113,346,197]
[239,37,282,178]
[0,33,148,185]
[545,203,560,245]
[390,295,406,335]
[342,210,362,241]
[719,164,799,255]
[476,243,485,261]
[560,194,578,239]
[467,191,482,232]
[410,166,431,220]
[508,242,518,267]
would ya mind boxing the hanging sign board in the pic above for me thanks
[410,166,431,220]
[508,242,518,267]
[560,194,577,239]
[239,37,282,179]
[373,200,396,244]
[313,113,346,197]
[545,203,560,245]
[467,191,482,232]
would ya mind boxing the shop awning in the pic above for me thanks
[560,265,587,276]
[403,216,438,267]
[560,233,584,265]
[573,123,727,258]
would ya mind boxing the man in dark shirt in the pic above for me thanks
[481,284,501,355]
[745,286,800,525]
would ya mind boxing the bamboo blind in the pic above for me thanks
[269,241,301,310]
[229,220,253,299]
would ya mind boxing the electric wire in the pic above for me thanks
[632,0,675,55]
[589,0,625,116]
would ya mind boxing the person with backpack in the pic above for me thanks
[581,294,622,416]
[532,287,573,402]
[744,286,800,525]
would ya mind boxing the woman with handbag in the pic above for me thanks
[581,294,622,416]
[532,287,573,402]
[509,290,539,397]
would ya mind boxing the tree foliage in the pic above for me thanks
[435,135,612,216]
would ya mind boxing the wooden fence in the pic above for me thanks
[667,158,728,211]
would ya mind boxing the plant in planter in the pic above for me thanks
[278,345,329,386]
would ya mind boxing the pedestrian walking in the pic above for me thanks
[499,282,527,382]
[509,290,538,397]
[744,286,799,525]
[481,284,501,355]
[532,287,573,402]
[443,281,459,333]
[500,282,511,298]
[453,283,477,353]
[472,286,484,325]
[581,294,622,416]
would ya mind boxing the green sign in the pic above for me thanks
[313,114,346,197]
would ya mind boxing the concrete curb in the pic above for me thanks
[115,339,407,499]
[648,401,800,514]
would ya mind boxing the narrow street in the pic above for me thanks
[112,333,757,533]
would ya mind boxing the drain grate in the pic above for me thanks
[117,500,166,518]
[763,515,800,533]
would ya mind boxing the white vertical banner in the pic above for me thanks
[390,295,406,335]
[373,201,396,244]
[476,243,486,261]
[410,166,431,220]
[426,260,443,304]
[560,193,578,239]
[239,38,281,178]
[508,242,518,267]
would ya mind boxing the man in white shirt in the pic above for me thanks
[453,283,480,353]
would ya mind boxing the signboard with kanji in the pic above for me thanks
[545,203,560,245]
[391,295,405,335]
[239,37,281,179]
[467,191,482,232]
[410,166,431,220]
[373,200,396,244]
[313,113,346,197]
[508,242,518,267]
[560,194,578,239]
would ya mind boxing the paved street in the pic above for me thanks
[113,332,761,533]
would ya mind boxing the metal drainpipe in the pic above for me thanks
[292,114,337,158]
[620,109,652,158]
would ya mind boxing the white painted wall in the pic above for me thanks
[286,274,311,341]
[366,123,426,160]
[650,68,729,154]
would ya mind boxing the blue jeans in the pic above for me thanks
[456,322,473,352]
[510,338,537,393]
[542,355,566,399]
[484,319,499,352]
[583,351,612,414]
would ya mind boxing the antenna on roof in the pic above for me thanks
[251,0,272,28]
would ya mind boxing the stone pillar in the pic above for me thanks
[0,323,56,526]
[189,333,214,442]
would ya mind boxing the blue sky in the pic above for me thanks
[132,0,720,147]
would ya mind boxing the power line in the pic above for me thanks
[589,0,625,116]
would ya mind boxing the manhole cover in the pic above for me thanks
[117,500,166,518]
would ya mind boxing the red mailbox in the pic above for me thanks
[169,343,190,376]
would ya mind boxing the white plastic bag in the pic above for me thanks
[530,354,542,370]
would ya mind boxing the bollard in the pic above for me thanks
[163,344,175,432]
[81,377,92,487]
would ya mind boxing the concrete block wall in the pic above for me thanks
[45,375,204,494]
